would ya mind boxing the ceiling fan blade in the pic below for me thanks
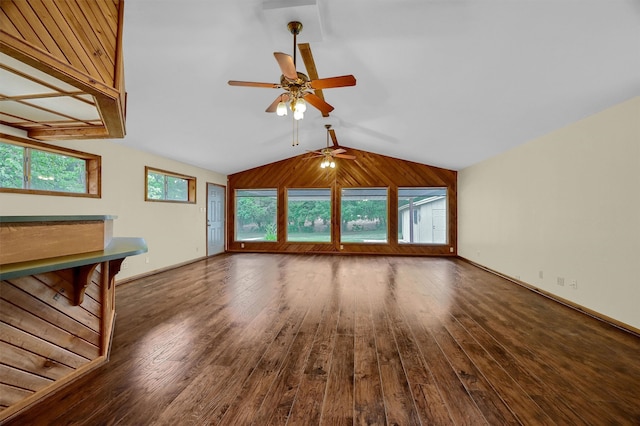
[332,148,346,155]
[309,75,356,89]
[335,153,356,160]
[303,92,334,115]
[228,80,280,88]
[274,52,298,80]
[298,43,330,117]
[328,129,339,147]
[265,94,289,113]
[298,43,319,81]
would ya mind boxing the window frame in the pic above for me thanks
[0,133,101,198]
[145,166,196,203]
[234,188,278,242]
[286,188,332,243]
[397,187,448,245]
[340,187,389,244]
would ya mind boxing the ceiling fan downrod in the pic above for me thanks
[287,21,303,68]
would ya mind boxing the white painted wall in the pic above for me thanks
[458,97,640,330]
[0,127,227,280]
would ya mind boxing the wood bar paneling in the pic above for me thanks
[0,264,107,420]
[227,147,457,256]
[0,221,107,264]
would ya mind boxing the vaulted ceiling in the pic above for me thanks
[5,1,640,175]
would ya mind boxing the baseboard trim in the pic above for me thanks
[115,253,227,287]
[458,256,640,338]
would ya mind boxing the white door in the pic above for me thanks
[207,183,225,255]
[432,208,446,244]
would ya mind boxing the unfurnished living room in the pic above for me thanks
[0,1,639,424]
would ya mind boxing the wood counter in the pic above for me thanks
[0,216,147,422]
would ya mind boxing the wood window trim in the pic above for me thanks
[0,133,101,198]
[144,166,196,204]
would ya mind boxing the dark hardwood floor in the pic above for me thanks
[5,254,640,425]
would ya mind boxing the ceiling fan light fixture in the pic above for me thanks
[330,160,336,168]
[293,109,304,120]
[295,97,307,113]
[276,101,288,116]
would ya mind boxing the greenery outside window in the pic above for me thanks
[0,135,100,197]
[235,189,278,241]
[398,187,447,244]
[145,166,196,203]
[287,188,331,242]
[340,188,388,243]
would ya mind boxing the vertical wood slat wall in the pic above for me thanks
[227,147,457,255]
[0,264,115,421]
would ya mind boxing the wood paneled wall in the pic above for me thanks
[227,147,457,255]
[0,265,114,421]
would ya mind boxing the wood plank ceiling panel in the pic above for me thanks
[0,0,125,140]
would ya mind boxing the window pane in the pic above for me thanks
[147,171,164,199]
[167,176,188,201]
[30,149,86,193]
[235,189,278,241]
[0,143,24,189]
[287,189,331,242]
[340,188,387,243]
[398,187,447,244]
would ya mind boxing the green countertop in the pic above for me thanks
[0,215,117,223]
[0,237,147,280]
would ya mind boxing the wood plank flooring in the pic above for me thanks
[4,254,640,425]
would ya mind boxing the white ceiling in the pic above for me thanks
[120,0,640,175]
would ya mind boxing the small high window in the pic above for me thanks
[0,136,100,197]
[235,189,278,241]
[145,166,196,203]
[398,187,447,244]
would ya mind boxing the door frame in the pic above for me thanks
[206,182,227,256]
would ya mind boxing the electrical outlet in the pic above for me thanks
[122,260,128,270]
[241,243,245,248]
[145,257,150,264]
[557,277,564,286]
[570,280,578,289]
[539,270,544,279]
[340,244,344,249]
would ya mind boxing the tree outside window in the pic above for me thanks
[287,188,331,242]
[235,189,278,241]
[340,188,388,243]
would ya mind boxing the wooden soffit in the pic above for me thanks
[0,0,126,140]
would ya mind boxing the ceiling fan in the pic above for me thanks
[307,124,356,168]
[228,21,356,120]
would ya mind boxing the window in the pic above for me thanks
[287,188,331,242]
[0,136,100,197]
[145,166,196,203]
[235,189,278,241]
[340,188,388,243]
[398,187,447,244]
